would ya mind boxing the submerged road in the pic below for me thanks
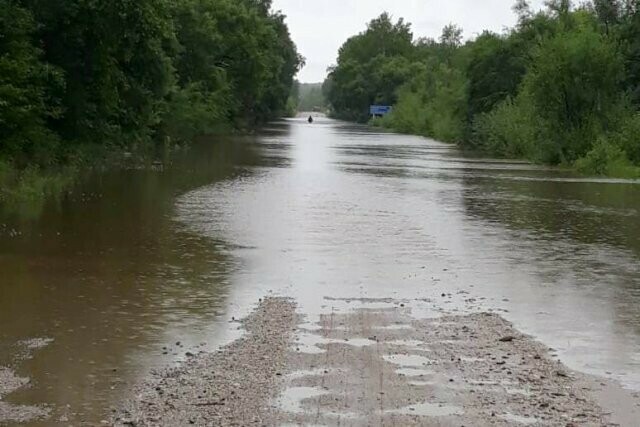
[1,116,640,424]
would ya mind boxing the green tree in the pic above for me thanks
[326,13,414,121]
[1,0,302,200]
[465,32,527,121]
[18,0,177,145]
[522,24,624,162]
[0,0,63,166]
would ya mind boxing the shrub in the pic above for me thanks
[575,139,640,178]
[471,95,539,159]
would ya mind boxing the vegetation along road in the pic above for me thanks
[2,0,640,426]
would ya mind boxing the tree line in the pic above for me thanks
[0,0,302,174]
[324,1,640,177]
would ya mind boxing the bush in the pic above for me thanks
[471,95,539,159]
[161,83,232,141]
[381,89,429,135]
[611,112,640,164]
[521,25,623,163]
[381,62,467,143]
[575,139,640,178]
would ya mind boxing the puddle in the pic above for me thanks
[460,357,485,363]
[408,380,436,387]
[383,354,435,367]
[299,322,323,332]
[395,367,435,377]
[409,305,445,320]
[374,324,414,331]
[342,338,378,347]
[324,410,364,421]
[293,333,376,354]
[386,340,430,350]
[278,387,328,414]
[500,412,540,425]
[293,333,327,354]
[390,402,464,417]
[287,369,329,380]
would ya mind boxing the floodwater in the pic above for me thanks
[1,116,639,424]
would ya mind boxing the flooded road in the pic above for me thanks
[1,117,640,424]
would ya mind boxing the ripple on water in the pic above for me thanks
[383,354,435,367]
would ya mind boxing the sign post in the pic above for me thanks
[369,105,393,117]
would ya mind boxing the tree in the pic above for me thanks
[326,13,415,121]
[1,0,302,183]
[521,25,624,162]
[18,0,177,144]
[465,32,527,120]
[0,0,63,166]
[513,0,534,24]
[440,24,463,48]
[593,0,622,32]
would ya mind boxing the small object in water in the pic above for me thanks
[308,115,313,123]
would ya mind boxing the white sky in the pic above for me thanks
[272,0,546,82]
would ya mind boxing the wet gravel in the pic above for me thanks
[114,297,298,426]
[0,367,49,425]
[114,297,639,426]
[280,300,633,426]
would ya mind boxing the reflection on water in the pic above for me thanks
[1,117,640,424]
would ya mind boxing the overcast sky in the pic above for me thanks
[272,0,546,82]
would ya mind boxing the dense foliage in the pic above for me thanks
[0,0,302,176]
[325,1,640,177]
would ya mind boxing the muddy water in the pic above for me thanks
[1,117,640,424]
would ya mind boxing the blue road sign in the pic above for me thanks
[370,105,393,116]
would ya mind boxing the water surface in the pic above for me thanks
[1,117,639,424]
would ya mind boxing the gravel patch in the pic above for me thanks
[113,297,639,426]
[278,300,636,426]
[114,297,298,426]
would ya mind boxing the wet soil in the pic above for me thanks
[115,297,640,426]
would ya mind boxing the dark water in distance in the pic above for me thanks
[1,117,639,424]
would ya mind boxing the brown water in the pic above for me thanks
[1,117,640,424]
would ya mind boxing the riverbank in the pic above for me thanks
[367,117,640,180]
[113,297,640,426]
